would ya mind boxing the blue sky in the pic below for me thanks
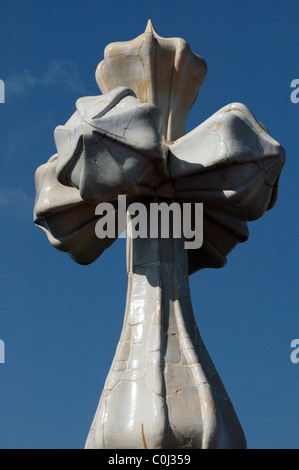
[0,0,298,449]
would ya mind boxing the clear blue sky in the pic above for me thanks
[0,0,298,449]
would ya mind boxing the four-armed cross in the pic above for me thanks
[34,21,285,449]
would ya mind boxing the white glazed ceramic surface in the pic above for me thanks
[34,22,285,448]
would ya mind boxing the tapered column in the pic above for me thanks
[85,206,246,449]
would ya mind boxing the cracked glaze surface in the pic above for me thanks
[34,96,285,274]
[96,19,207,142]
[85,222,246,449]
[33,22,286,449]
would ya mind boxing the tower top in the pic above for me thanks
[95,21,207,141]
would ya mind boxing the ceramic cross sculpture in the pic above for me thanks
[34,21,285,449]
